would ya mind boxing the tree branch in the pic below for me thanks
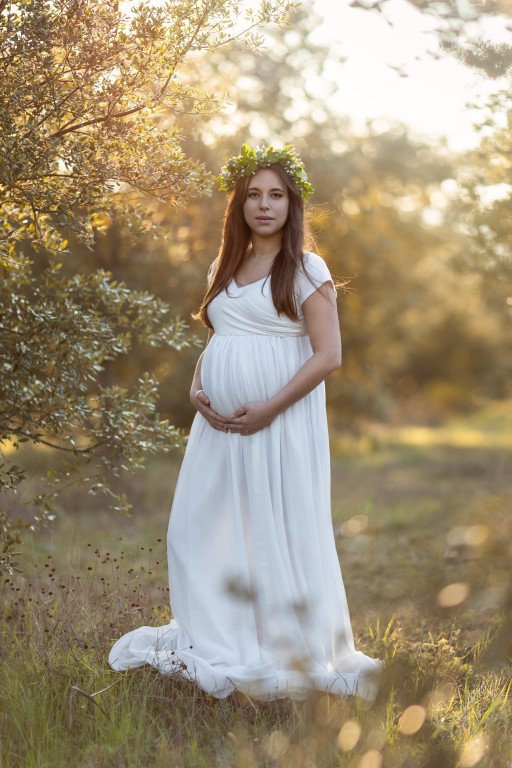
[50,104,146,138]
[16,432,104,453]
[34,84,83,130]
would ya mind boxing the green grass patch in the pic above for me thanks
[2,404,512,766]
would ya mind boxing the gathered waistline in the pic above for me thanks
[212,332,309,339]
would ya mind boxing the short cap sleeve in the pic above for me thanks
[295,252,336,307]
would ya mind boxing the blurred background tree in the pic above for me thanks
[355,0,512,79]
[78,7,511,427]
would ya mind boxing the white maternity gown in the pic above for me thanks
[109,251,381,700]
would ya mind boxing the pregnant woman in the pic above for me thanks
[109,145,381,700]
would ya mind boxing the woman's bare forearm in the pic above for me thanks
[223,350,339,432]
[266,351,339,418]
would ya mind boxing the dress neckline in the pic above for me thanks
[232,274,270,289]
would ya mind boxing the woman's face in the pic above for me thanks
[243,168,290,238]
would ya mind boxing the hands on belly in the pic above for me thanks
[224,401,276,435]
[192,390,275,436]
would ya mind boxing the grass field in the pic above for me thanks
[1,402,512,767]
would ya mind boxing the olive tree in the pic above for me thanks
[0,0,295,261]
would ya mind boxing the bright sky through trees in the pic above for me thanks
[311,0,510,150]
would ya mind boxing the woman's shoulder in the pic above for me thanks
[303,251,329,271]
[295,251,335,304]
[302,250,326,267]
[299,251,333,280]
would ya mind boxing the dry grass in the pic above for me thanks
[2,402,512,767]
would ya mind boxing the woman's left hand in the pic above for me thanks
[224,401,276,435]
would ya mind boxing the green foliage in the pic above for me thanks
[217,143,314,199]
[0,256,198,570]
[0,0,297,264]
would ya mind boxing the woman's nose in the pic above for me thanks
[259,197,270,210]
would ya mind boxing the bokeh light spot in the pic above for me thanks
[438,582,470,607]
[337,719,361,751]
[446,525,488,547]
[358,749,383,768]
[459,734,488,767]
[398,704,426,735]
[424,683,456,714]
[465,525,489,546]
[340,514,368,537]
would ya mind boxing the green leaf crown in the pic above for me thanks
[217,144,314,201]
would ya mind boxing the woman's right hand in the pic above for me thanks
[190,388,229,431]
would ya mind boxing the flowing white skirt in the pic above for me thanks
[109,334,381,700]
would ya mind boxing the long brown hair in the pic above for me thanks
[195,164,314,328]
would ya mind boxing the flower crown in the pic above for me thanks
[217,144,314,201]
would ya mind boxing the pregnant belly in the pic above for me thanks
[201,334,311,418]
